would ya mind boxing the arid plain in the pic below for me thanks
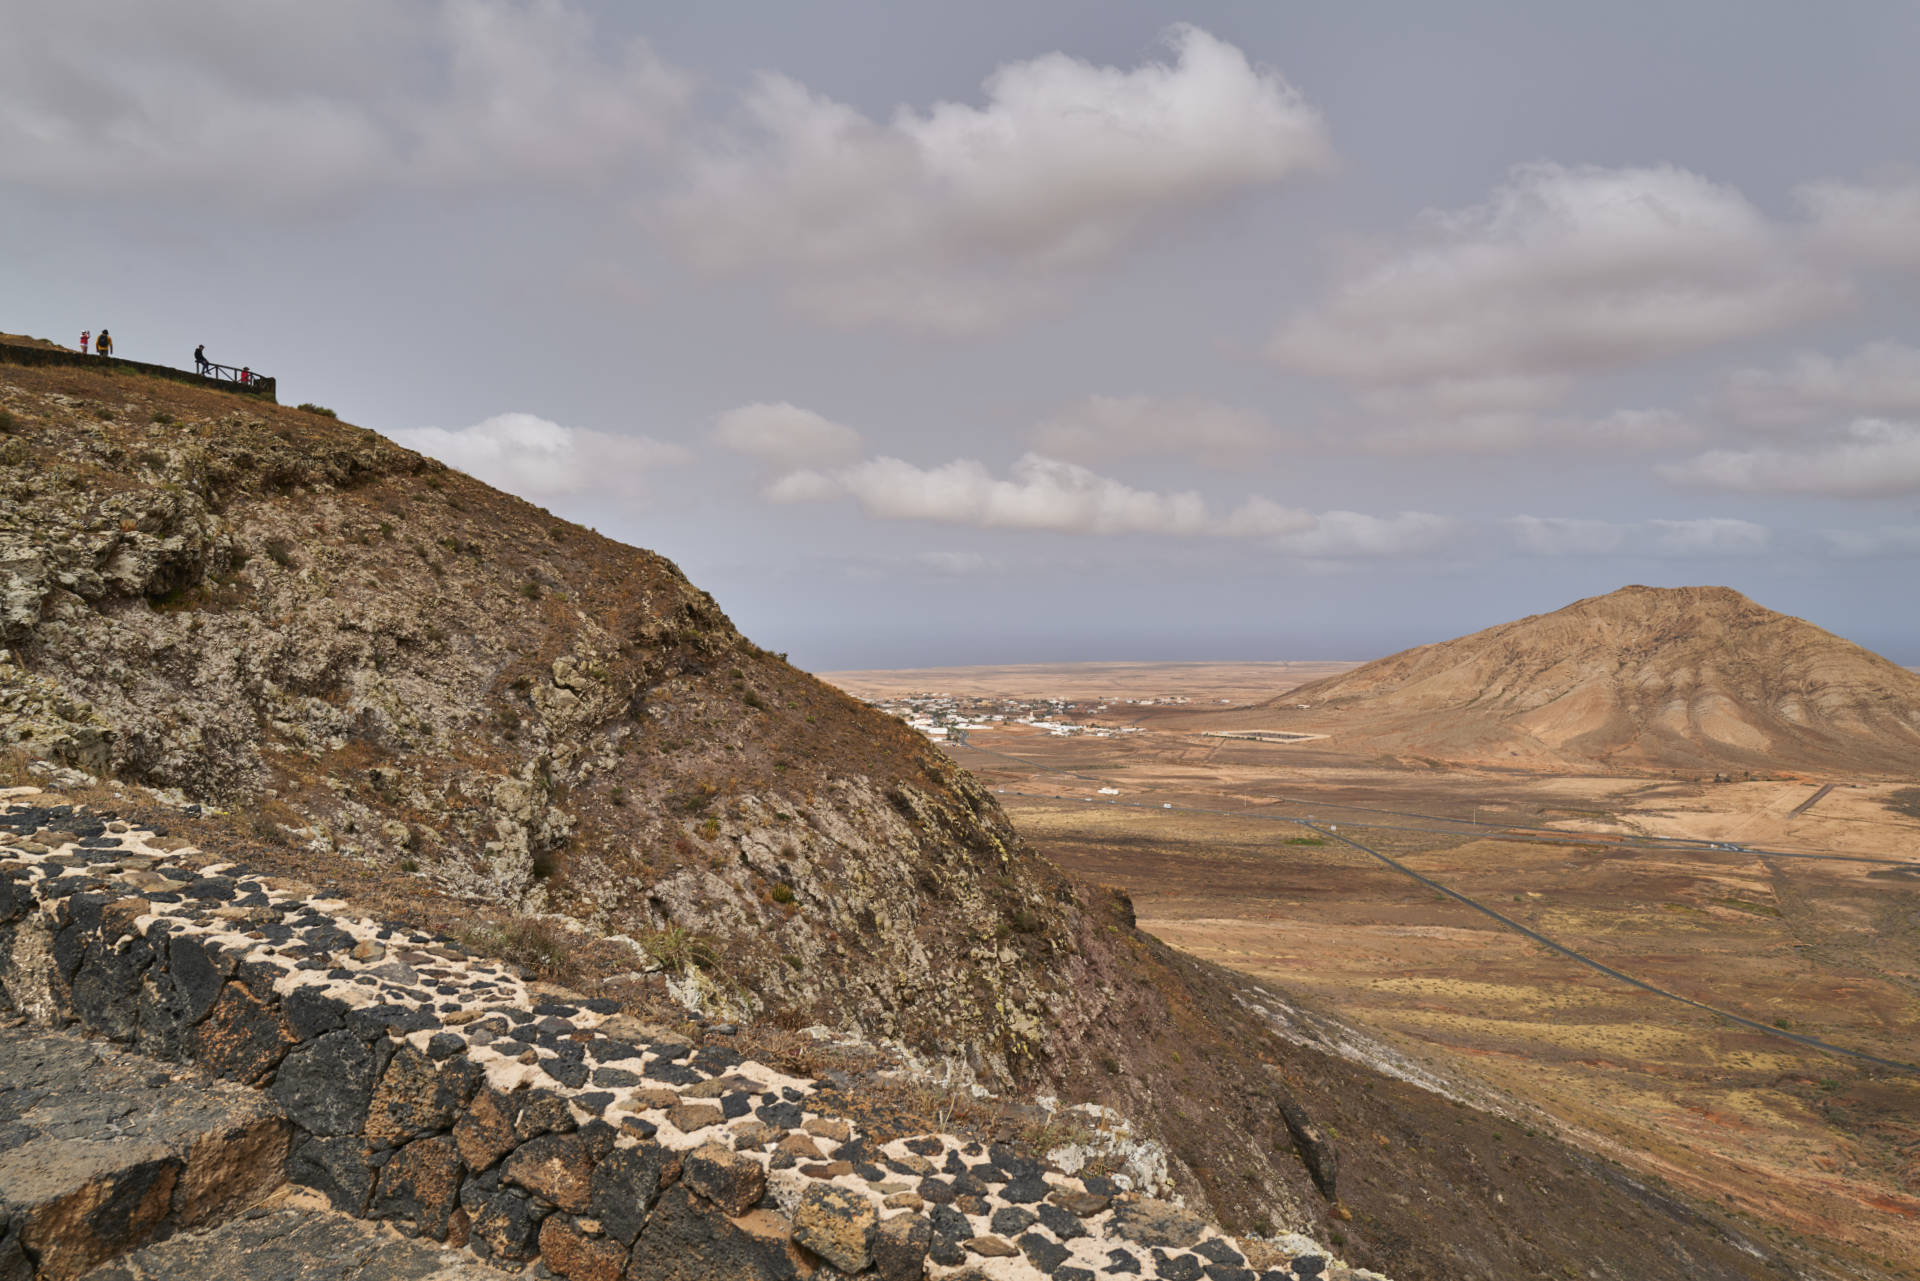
[825,659,1920,1279]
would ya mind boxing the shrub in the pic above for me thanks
[263,536,295,568]
[378,521,394,539]
[460,918,570,980]
[521,582,542,601]
[398,857,419,873]
[297,403,338,418]
[769,883,795,904]
[609,786,628,807]
[743,690,766,711]
[699,817,721,841]
[642,925,718,972]
[0,409,13,434]
[150,411,173,426]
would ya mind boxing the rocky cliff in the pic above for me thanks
[0,355,1829,1280]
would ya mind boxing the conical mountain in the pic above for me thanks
[1250,585,1920,775]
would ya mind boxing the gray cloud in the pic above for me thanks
[1799,172,1920,270]
[1658,419,1920,496]
[0,1,689,207]
[1270,163,1847,414]
[1505,515,1768,557]
[1029,395,1284,464]
[1358,407,1702,455]
[1718,341,1920,428]
[1822,525,1920,558]
[659,24,1331,332]
[391,412,690,498]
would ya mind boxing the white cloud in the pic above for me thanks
[777,453,1217,535]
[660,24,1330,332]
[392,412,690,499]
[1270,163,1846,412]
[1268,511,1458,559]
[765,451,1451,560]
[1659,419,1920,496]
[1029,395,1282,465]
[1799,172,1920,270]
[1718,341,1920,428]
[0,1,689,206]
[713,402,863,465]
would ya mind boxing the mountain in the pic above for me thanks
[1244,585,1920,776]
[0,348,1820,1279]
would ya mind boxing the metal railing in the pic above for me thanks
[197,360,268,389]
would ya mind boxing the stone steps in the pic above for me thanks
[0,1024,485,1281]
[78,1188,495,1281]
[0,1022,290,1281]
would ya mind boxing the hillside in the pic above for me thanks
[0,353,1827,1279]
[1228,585,1920,776]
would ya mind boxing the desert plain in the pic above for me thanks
[825,660,1920,1278]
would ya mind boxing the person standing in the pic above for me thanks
[96,330,113,357]
[79,330,89,354]
[194,344,209,374]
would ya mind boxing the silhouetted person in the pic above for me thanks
[96,330,112,357]
[79,330,89,355]
[194,344,208,374]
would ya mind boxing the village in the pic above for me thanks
[857,691,1181,741]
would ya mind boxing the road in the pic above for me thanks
[951,737,1920,1076]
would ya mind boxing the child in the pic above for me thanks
[80,330,89,354]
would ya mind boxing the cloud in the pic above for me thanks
[1647,517,1769,556]
[1799,172,1920,270]
[1267,511,1458,559]
[1505,516,1629,556]
[1029,395,1283,465]
[1359,406,1702,455]
[1718,341,1920,428]
[0,1,689,206]
[1822,526,1920,558]
[765,451,1451,559]
[660,24,1330,332]
[712,402,863,465]
[1270,163,1846,413]
[1659,419,1920,496]
[1505,515,1769,557]
[775,453,1217,535]
[914,551,1002,577]
[392,412,690,499]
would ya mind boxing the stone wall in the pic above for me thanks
[0,342,277,403]
[0,790,1376,1281]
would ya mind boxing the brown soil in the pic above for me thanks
[1175,586,1920,779]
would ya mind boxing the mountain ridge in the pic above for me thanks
[1235,585,1920,776]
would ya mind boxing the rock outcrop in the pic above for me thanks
[0,790,1375,1281]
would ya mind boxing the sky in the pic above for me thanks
[5,2,1919,669]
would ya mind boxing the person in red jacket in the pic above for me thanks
[79,330,89,354]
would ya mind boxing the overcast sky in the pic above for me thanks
[6,2,1919,667]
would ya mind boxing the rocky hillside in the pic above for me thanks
[0,354,1842,1280]
[1236,585,1920,776]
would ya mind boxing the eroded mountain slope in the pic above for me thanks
[1233,585,1920,775]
